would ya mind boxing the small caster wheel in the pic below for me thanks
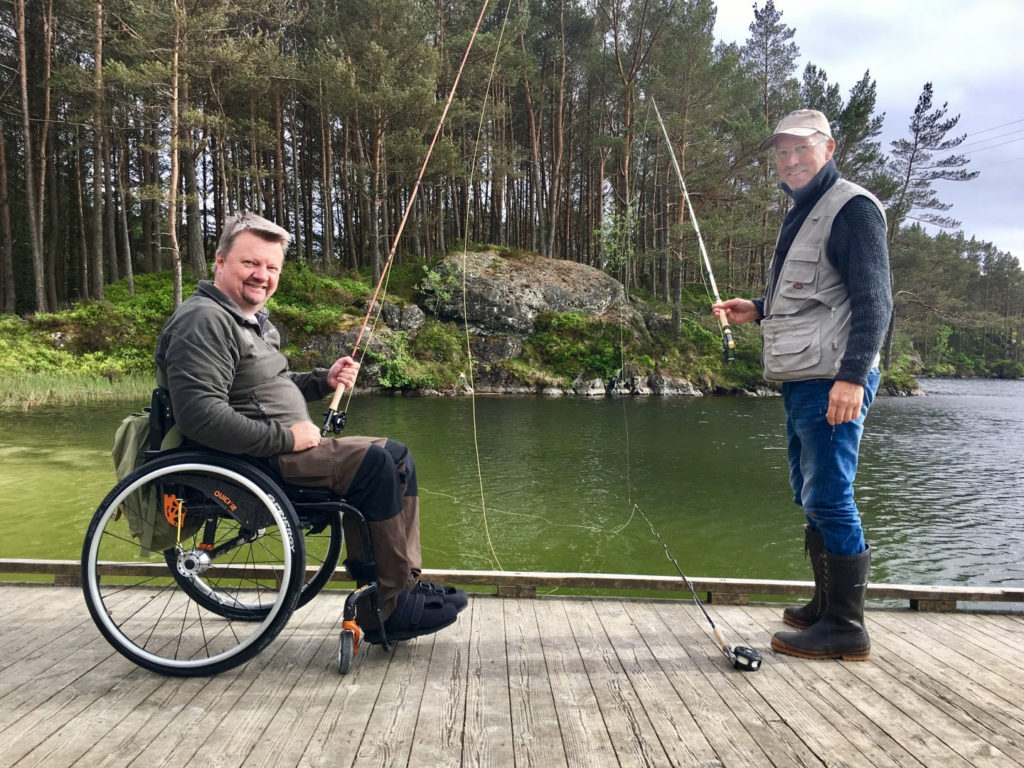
[338,621,360,675]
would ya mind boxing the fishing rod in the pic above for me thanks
[650,99,735,364]
[637,506,761,671]
[320,1,490,437]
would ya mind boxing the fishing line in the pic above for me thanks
[611,98,759,672]
[454,0,517,573]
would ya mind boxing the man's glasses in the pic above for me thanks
[774,137,828,161]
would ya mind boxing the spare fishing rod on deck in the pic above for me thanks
[650,99,735,364]
[637,506,762,672]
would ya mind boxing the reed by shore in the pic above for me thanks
[0,373,153,410]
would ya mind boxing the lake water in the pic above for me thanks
[1,379,1022,592]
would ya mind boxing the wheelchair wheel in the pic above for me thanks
[166,504,342,619]
[81,452,306,677]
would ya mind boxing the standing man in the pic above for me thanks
[155,212,466,645]
[713,109,892,661]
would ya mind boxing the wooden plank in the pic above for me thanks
[920,611,1024,676]
[863,614,1024,765]
[620,601,771,766]
[734,605,921,767]
[868,611,1024,711]
[593,600,721,766]
[240,602,358,768]
[746,610,978,768]
[560,599,670,767]
[296,649,396,765]
[534,598,619,767]
[655,603,824,767]
[406,598,473,768]
[350,632,437,767]
[2,585,1023,768]
[459,594,515,768]
[502,597,569,768]
[5,559,1024,605]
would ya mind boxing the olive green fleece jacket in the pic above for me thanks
[154,280,333,457]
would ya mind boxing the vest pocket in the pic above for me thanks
[761,317,824,381]
[777,245,819,299]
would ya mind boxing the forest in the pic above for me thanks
[2,0,1023,378]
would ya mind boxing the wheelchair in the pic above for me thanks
[81,389,388,677]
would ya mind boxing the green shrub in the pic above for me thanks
[990,359,1024,379]
[524,312,623,381]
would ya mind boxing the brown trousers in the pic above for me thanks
[277,435,421,617]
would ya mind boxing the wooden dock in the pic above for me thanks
[1,575,1023,768]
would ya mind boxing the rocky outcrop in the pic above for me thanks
[424,251,645,337]
[306,250,709,397]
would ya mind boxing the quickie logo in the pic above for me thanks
[214,489,238,512]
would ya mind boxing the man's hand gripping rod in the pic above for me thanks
[651,99,735,363]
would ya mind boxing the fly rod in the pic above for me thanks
[320,2,491,437]
[651,99,735,363]
[637,506,762,671]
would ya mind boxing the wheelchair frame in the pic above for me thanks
[81,389,388,677]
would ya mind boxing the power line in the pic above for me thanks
[965,116,1024,137]
[959,127,1024,153]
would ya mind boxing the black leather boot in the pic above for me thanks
[783,526,825,629]
[771,546,871,661]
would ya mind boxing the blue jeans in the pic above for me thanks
[781,368,880,556]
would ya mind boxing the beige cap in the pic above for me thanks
[758,109,832,151]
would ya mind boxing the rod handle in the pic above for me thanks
[327,383,345,413]
[715,308,736,362]
[321,384,347,436]
[712,625,729,653]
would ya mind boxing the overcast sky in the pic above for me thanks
[712,0,1024,263]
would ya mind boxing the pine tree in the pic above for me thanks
[888,82,979,244]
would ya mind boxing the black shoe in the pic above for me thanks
[415,580,468,612]
[363,586,459,645]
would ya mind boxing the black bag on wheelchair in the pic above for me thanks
[111,390,188,555]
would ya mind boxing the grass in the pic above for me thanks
[0,373,153,410]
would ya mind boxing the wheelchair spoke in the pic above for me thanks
[82,454,305,676]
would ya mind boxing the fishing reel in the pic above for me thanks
[721,337,735,364]
[320,408,347,436]
[728,645,762,672]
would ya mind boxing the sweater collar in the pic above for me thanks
[781,159,840,209]
[195,280,270,330]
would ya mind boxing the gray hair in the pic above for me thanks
[217,212,291,256]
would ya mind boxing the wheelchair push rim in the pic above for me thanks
[81,457,306,676]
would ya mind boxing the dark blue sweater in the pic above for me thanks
[754,161,893,386]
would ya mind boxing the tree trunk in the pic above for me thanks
[116,132,134,295]
[320,81,334,264]
[91,0,105,299]
[274,90,285,224]
[104,128,118,284]
[168,2,182,308]
[74,128,90,299]
[14,0,47,311]
[0,131,14,313]
[290,114,303,262]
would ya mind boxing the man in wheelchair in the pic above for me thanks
[154,211,466,645]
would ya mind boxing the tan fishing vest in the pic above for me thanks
[761,179,886,382]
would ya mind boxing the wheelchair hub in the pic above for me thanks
[175,549,211,579]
